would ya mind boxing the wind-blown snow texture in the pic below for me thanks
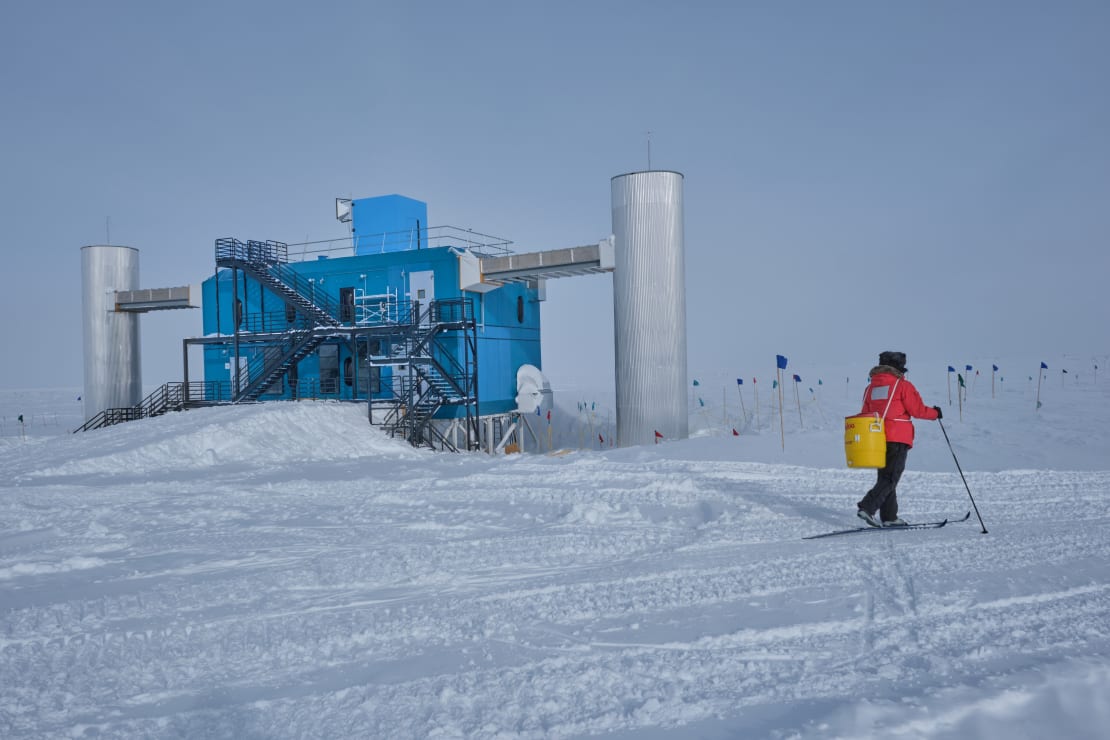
[2,359,1108,739]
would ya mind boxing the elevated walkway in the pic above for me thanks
[114,285,200,312]
[477,240,614,286]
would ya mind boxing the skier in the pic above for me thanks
[856,351,942,527]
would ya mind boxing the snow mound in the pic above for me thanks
[23,402,425,478]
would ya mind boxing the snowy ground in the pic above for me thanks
[1,358,1109,739]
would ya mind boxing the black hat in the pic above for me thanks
[879,351,907,373]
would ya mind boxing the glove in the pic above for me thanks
[932,405,943,420]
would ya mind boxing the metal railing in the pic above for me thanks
[281,225,516,261]
[75,381,228,432]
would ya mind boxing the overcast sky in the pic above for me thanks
[2,1,1107,393]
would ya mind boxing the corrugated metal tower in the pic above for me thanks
[81,245,142,422]
[611,171,687,447]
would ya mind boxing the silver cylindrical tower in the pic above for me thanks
[611,171,687,447]
[81,245,142,421]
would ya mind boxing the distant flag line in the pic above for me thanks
[672,354,1094,447]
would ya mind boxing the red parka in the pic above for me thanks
[860,365,939,447]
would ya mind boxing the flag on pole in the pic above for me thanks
[698,397,704,407]
[18,414,23,423]
[775,357,787,450]
[692,379,700,386]
[792,374,801,383]
[1036,363,1046,410]
[992,365,999,372]
[654,430,663,440]
[958,374,965,388]
[736,378,743,385]
[772,379,778,389]
[948,366,955,372]
[598,434,604,444]
[965,364,973,372]
[732,428,739,436]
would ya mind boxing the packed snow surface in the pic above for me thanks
[1,362,1108,738]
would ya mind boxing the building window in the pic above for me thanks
[340,287,355,323]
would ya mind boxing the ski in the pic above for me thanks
[803,511,971,540]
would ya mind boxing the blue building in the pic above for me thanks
[191,194,543,449]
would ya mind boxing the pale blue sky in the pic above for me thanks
[2,1,1107,390]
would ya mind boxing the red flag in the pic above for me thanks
[598,433,604,444]
[546,410,551,421]
[732,428,739,436]
[654,430,663,440]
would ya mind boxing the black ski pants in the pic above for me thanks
[857,442,910,522]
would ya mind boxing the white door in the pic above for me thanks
[409,270,434,324]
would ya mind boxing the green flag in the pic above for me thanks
[18,414,24,423]
[958,374,966,388]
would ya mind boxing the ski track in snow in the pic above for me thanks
[1,399,1109,738]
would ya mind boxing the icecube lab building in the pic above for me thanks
[79,173,687,450]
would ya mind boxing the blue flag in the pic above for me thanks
[736,378,743,385]
[965,365,973,372]
[792,374,801,383]
[1041,362,1048,369]
[776,355,788,370]
[948,366,955,373]
[992,364,999,372]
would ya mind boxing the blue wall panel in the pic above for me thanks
[351,195,428,255]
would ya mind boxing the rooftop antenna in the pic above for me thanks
[645,131,652,170]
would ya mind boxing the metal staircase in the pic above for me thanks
[215,238,341,329]
[378,298,478,451]
[233,329,335,402]
[75,382,227,432]
[213,238,350,402]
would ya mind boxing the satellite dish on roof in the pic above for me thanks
[335,198,352,223]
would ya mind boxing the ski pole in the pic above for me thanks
[937,419,988,534]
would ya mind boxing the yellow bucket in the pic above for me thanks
[844,414,887,468]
